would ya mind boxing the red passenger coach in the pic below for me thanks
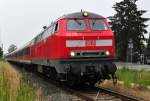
[6,11,117,85]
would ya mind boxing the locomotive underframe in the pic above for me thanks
[7,57,117,85]
[40,58,117,84]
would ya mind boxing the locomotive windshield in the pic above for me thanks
[67,19,87,30]
[90,20,108,30]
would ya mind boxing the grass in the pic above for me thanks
[0,60,44,101]
[116,67,150,88]
[100,67,150,100]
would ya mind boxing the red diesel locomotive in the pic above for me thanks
[6,11,117,85]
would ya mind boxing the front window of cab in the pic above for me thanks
[67,19,87,30]
[89,20,108,30]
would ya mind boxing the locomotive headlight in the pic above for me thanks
[105,51,110,56]
[83,12,88,17]
[70,51,75,57]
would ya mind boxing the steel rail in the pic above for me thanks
[66,85,146,101]
[97,86,145,101]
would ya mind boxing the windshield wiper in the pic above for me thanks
[92,20,96,26]
[74,18,82,25]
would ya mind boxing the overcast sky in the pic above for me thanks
[0,0,149,53]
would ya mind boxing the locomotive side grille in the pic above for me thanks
[72,50,108,57]
[86,66,95,73]
[82,52,99,56]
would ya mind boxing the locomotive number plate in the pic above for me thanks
[86,40,96,46]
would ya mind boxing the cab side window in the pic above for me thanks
[54,23,59,32]
[53,22,59,33]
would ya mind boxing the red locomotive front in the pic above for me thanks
[46,12,117,85]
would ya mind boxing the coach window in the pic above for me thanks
[25,47,30,55]
[36,34,42,43]
[31,39,35,45]
[41,30,47,40]
[42,28,48,39]
[34,37,38,44]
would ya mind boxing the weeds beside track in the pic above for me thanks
[0,61,43,101]
[116,67,150,88]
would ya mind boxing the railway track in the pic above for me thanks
[12,64,146,101]
[40,74,145,101]
[72,85,145,101]
[57,84,145,101]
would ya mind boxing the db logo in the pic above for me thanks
[86,40,96,46]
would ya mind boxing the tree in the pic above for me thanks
[8,44,17,53]
[0,47,3,58]
[109,0,149,61]
[147,33,150,51]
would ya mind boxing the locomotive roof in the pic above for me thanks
[61,12,105,19]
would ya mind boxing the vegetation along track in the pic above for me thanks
[12,64,146,101]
